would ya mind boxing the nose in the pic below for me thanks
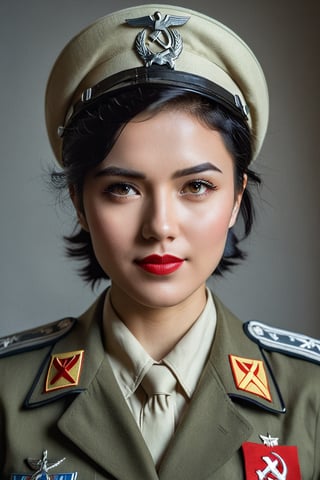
[141,190,179,242]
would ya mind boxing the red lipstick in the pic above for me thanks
[136,254,184,275]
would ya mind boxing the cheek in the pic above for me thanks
[192,198,234,238]
[205,216,231,239]
[88,214,119,248]
[84,204,138,256]
[184,211,232,279]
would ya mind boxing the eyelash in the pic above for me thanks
[103,179,217,199]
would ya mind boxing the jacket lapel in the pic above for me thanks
[26,292,158,480]
[58,352,158,480]
[159,295,285,480]
[159,358,252,480]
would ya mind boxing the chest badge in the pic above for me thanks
[11,450,77,479]
[260,433,279,447]
[242,436,302,480]
[45,350,84,393]
[229,354,272,402]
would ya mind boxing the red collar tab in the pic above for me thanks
[229,354,272,402]
[242,442,302,479]
[44,350,84,392]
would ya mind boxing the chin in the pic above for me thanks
[132,282,206,309]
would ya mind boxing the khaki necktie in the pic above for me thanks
[140,364,177,464]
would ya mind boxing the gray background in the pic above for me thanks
[0,0,319,338]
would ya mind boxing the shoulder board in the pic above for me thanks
[244,320,320,365]
[0,318,76,358]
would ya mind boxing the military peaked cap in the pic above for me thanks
[45,4,269,164]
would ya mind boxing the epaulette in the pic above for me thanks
[244,320,320,365]
[0,318,76,358]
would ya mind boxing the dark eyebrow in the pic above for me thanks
[94,166,146,179]
[94,162,222,180]
[172,162,222,178]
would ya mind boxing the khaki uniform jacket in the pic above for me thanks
[1,292,320,479]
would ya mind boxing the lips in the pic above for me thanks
[135,254,184,275]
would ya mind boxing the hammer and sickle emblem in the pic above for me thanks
[256,451,288,479]
[126,11,189,68]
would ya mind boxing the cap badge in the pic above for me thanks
[229,354,272,402]
[44,350,84,393]
[126,11,190,68]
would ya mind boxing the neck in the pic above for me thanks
[108,285,207,361]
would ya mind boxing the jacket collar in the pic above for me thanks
[25,291,285,413]
[25,293,107,408]
[210,295,285,414]
[24,290,285,480]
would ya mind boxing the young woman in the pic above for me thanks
[1,5,319,479]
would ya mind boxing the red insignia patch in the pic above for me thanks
[242,442,302,479]
[45,350,84,392]
[229,354,272,402]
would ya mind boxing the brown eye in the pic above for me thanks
[181,180,216,196]
[188,181,206,194]
[105,183,138,197]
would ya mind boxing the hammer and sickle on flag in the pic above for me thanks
[256,451,288,479]
[229,354,272,402]
[45,350,84,392]
[242,442,302,480]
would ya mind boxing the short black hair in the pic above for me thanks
[51,86,261,287]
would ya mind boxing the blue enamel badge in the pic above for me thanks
[11,475,77,480]
[11,450,77,480]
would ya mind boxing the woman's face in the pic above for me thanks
[76,109,245,313]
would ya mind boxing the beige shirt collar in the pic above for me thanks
[103,287,216,400]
